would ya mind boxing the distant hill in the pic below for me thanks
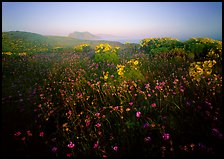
[68,31,100,40]
[2,31,124,53]
[2,31,51,53]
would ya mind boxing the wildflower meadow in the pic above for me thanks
[2,37,223,158]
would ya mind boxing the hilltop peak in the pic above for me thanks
[68,31,100,40]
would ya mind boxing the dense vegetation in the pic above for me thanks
[2,34,223,158]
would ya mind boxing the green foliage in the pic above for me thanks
[168,48,187,59]
[184,37,222,61]
[123,59,145,82]
[140,37,184,55]
[150,47,169,56]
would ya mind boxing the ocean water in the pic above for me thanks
[101,38,141,44]
[115,39,141,44]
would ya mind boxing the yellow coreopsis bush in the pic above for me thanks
[74,44,90,52]
[189,60,217,82]
[94,43,119,64]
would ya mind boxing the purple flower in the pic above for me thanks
[143,123,150,129]
[212,128,223,139]
[162,133,170,140]
[198,143,206,150]
[52,147,58,153]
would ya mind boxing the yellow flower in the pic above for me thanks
[204,70,212,76]
[115,46,120,50]
[103,71,109,80]
[2,52,13,55]
[134,60,139,65]
[118,70,124,76]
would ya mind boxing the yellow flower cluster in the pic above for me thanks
[116,64,125,77]
[2,52,13,55]
[95,43,112,54]
[140,37,179,48]
[103,71,109,80]
[207,46,222,60]
[19,52,27,56]
[189,60,217,82]
[127,59,139,65]
[74,44,90,52]
[140,38,151,47]
[127,59,139,70]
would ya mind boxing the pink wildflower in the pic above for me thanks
[52,147,58,153]
[114,106,119,111]
[86,120,91,127]
[136,111,141,118]
[129,102,134,106]
[173,79,179,84]
[113,146,118,151]
[155,85,161,90]
[162,133,170,140]
[93,141,99,149]
[144,136,151,142]
[66,153,72,157]
[67,141,75,148]
[151,103,157,107]
[27,130,32,136]
[39,131,44,137]
[95,112,100,117]
[95,123,101,128]
[14,131,22,136]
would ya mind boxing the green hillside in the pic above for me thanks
[2,31,51,53]
[2,31,124,54]
[46,35,124,48]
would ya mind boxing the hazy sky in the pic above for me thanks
[2,2,222,40]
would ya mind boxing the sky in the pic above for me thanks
[2,2,222,41]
